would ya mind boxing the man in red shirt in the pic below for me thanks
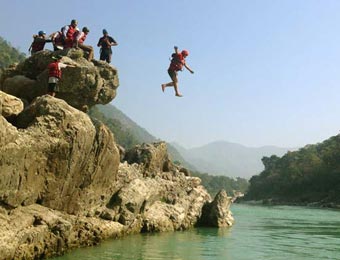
[161,46,194,97]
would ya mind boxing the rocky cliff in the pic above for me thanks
[0,50,234,260]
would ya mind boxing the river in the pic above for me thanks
[52,204,340,260]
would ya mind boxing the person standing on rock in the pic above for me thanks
[161,46,194,97]
[29,30,52,55]
[74,27,94,61]
[47,55,76,97]
[62,19,79,49]
[97,29,118,63]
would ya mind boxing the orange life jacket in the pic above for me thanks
[169,53,185,71]
[74,31,87,44]
[48,61,62,78]
[64,26,77,48]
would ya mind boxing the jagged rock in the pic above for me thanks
[0,49,119,110]
[105,160,212,233]
[198,190,234,227]
[124,142,177,176]
[0,91,24,117]
[0,95,120,214]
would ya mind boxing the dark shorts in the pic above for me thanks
[48,83,59,93]
[100,48,112,63]
[168,69,177,81]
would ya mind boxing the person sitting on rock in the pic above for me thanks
[161,46,194,97]
[74,27,94,61]
[28,30,52,55]
[47,55,76,97]
[97,29,118,63]
[49,31,64,51]
[61,19,78,49]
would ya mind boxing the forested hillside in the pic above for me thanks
[245,134,340,206]
[0,36,26,68]
[193,171,249,197]
[89,106,140,149]
[95,104,157,145]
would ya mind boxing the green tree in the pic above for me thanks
[88,106,139,149]
[0,36,26,68]
[245,134,340,205]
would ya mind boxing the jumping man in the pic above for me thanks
[162,46,194,97]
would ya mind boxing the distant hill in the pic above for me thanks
[93,104,292,179]
[172,141,293,179]
[245,134,340,206]
[0,36,26,68]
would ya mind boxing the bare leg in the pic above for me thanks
[79,44,94,61]
[173,80,182,97]
[162,73,182,96]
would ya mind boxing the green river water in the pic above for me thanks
[52,204,340,260]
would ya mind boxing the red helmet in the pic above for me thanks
[181,50,189,56]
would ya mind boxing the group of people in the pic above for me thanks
[39,20,193,98]
[29,19,118,63]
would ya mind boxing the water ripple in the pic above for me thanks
[52,204,340,260]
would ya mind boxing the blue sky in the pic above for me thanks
[2,0,340,148]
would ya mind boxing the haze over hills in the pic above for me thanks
[96,104,294,179]
[171,141,294,179]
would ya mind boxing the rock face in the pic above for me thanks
[110,156,211,233]
[0,204,124,260]
[0,52,234,260]
[0,95,120,215]
[0,49,119,111]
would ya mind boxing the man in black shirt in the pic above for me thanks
[97,29,118,63]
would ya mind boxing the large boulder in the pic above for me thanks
[0,95,120,215]
[0,49,119,111]
[0,91,24,117]
[198,190,234,227]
